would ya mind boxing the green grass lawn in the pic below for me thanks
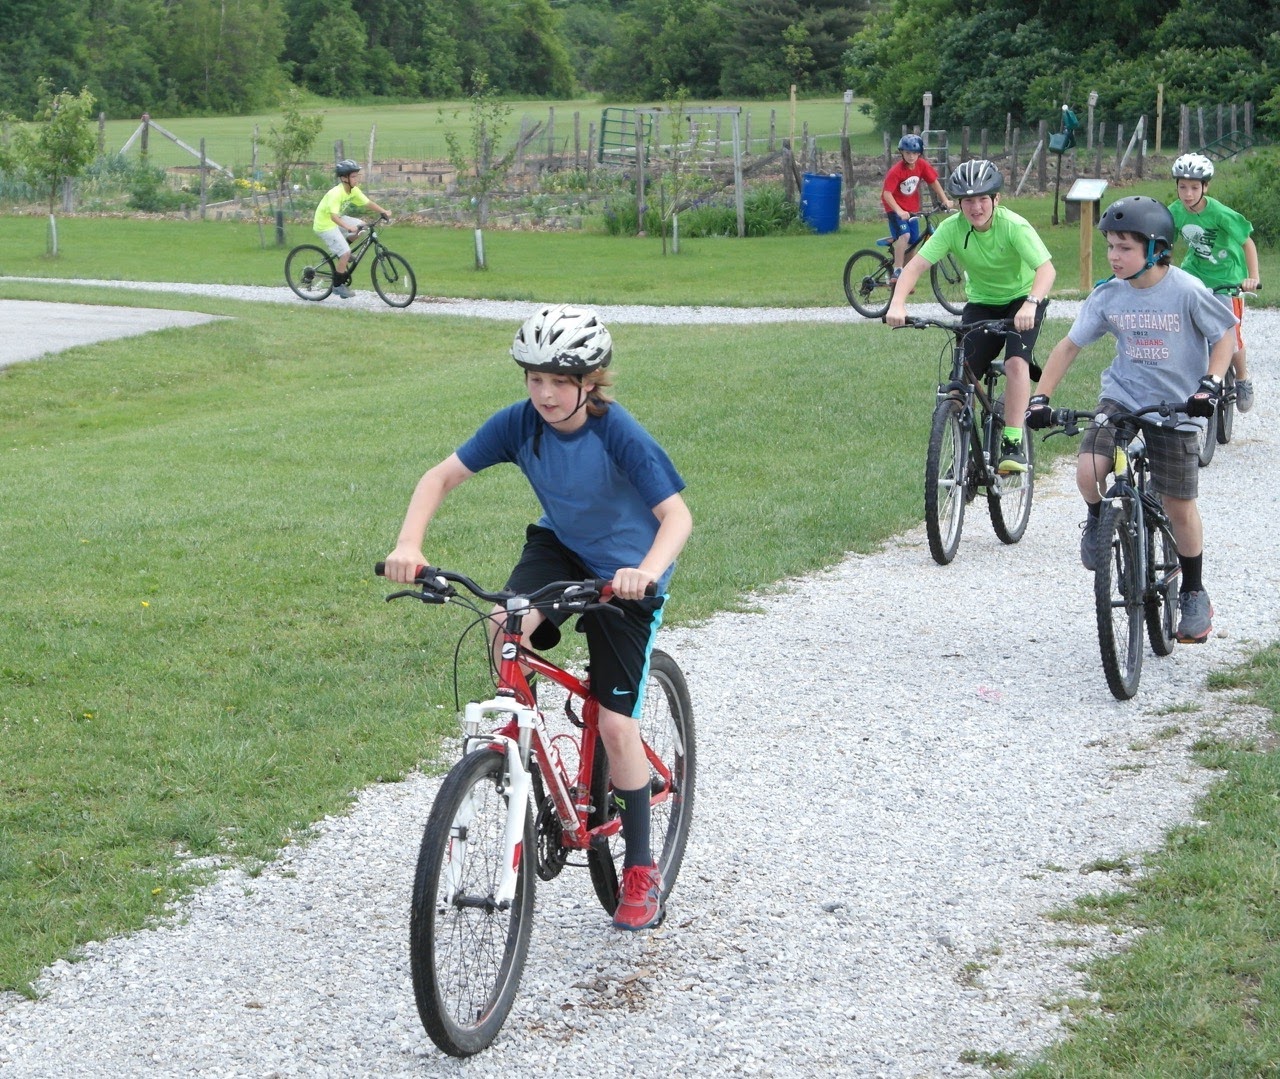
[3,190,1280,1076]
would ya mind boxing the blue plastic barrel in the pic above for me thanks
[800,172,842,234]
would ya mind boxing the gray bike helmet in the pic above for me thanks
[335,158,361,176]
[1171,153,1214,180]
[898,134,924,153]
[1098,195,1175,248]
[944,158,1003,197]
[511,304,613,374]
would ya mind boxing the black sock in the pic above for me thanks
[1180,553,1204,594]
[1087,501,1101,520]
[613,783,652,869]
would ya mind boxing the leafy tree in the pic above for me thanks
[0,1,84,118]
[592,0,722,98]
[159,0,286,113]
[719,0,868,97]
[302,5,369,97]
[501,0,575,97]
[264,88,323,195]
[441,71,541,269]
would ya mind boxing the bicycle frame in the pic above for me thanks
[936,329,1006,483]
[1100,426,1178,605]
[456,595,675,906]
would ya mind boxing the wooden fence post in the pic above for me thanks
[573,111,580,169]
[199,138,208,220]
[97,112,106,154]
[547,107,556,167]
[769,109,776,152]
[586,121,595,182]
[1037,119,1048,191]
[1095,122,1105,176]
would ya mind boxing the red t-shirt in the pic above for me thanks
[882,158,939,215]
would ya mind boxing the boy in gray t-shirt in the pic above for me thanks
[1026,196,1236,644]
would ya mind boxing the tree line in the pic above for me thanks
[0,0,871,119]
[1,0,1275,140]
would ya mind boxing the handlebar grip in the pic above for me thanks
[373,561,433,583]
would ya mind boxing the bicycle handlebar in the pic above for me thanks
[1046,401,1191,437]
[373,562,653,609]
[893,316,1016,335]
[1212,282,1261,296]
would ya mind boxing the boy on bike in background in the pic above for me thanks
[1168,153,1260,412]
[383,304,692,931]
[1026,196,1237,644]
[312,159,391,299]
[881,134,954,279]
[886,159,1056,474]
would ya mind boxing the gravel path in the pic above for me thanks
[1,286,1278,1077]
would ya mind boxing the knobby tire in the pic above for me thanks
[930,253,967,315]
[372,250,417,308]
[1095,502,1145,699]
[285,244,336,302]
[587,650,696,915]
[925,398,967,565]
[410,749,535,1057]
[1216,368,1235,445]
[843,249,894,319]
[987,403,1034,544]
[1145,518,1180,657]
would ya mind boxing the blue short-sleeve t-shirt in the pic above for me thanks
[456,401,685,590]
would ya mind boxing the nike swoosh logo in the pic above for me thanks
[611,687,629,696]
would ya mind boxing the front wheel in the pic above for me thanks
[930,252,967,315]
[410,749,535,1058]
[372,250,417,308]
[285,244,335,301]
[1216,368,1236,445]
[1095,502,1145,700]
[924,397,968,565]
[843,249,894,319]
[1145,520,1180,657]
[587,650,696,916]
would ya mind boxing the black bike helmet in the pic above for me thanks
[511,304,613,374]
[1098,195,1175,248]
[898,134,924,153]
[944,159,1003,198]
[335,158,361,177]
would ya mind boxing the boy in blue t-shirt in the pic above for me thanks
[383,304,692,931]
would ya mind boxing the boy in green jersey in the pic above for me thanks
[1168,153,1260,411]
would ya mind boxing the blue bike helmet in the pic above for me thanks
[898,134,924,153]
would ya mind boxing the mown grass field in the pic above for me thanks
[3,178,1280,1076]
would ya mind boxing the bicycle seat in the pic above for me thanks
[876,237,892,247]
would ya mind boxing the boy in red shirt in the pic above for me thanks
[882,134,953,279]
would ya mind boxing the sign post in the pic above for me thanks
[1065,178,1109,293]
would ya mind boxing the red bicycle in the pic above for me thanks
[376,563,695,1056]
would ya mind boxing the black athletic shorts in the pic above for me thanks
[960,297,1046,382]
[506,525,666,719]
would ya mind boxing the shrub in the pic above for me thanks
[1214,149,1280,245]
[127,163,196,212]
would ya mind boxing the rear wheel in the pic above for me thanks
[924,398,968,565]
[1095,502,1144,700]
[930,252,967,315]
[843,249,894,319]
[372,250,417,308]
[587,650,696,915]
[285,244,336,301]
[410,749,535,1057]
[1215,368,1235,445]
[1195,415,1216,467]
[1145,519,1180,657]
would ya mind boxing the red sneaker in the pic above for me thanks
[613,862,664,931]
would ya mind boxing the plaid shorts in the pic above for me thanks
[1078,399,1200,500]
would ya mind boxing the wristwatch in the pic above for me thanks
[1025,295,1043,305]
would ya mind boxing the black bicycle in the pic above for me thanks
[898,316,1035,565]
[843,209,966,319]
[1044,403,1186,700]
[285,222,417,308]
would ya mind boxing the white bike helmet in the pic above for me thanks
[511,304,613,374]
[1171,153,1214,181]
[945,158,1003,197]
